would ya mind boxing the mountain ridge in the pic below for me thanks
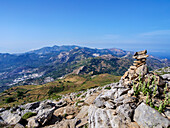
[0,45,169,92]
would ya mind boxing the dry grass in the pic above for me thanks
[0,74,120,108]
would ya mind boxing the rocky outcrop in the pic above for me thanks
[1,110,21,125]
[88,50,170,128]
[0,50,169,128]
[134,103,170,128]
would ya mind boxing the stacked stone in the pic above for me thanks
[132,50,149,67]
[122,50,149,86]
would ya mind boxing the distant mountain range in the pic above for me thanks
[0,45,169,92]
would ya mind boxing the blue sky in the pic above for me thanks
[0,0,170,58]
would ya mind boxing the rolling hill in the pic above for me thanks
[0,45,169,92]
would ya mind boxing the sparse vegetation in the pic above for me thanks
[76,100,84,106]
[133,75,169,113]
[0,74,120,108]
[5,97,14,103]
[17,91,24,97]
[105,87,111,90]
[22,112,37,119]
[48,86,64,95]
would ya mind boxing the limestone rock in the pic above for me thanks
[136,64,148,76]
[122,71,129,79]
[76,117,88,128]
[48,119,77,128]
[76,106,89,119]
[129,122,140,128]
[0,119,7,127]
[116,104,134,122]
[14,123,25,128]
[133,54,149,59]
[134,50,147,56]
[36,107,55,125]
[161,74,170,81]
[53,106,78,117]
[130,66,137,70]
[93,94,105,108]
[27,117,39,128]
[84,92,100,105]
[0,108,5,113]
[21,101,40,110]
[88,105,126,128]
[134,102,170,128]
[164,107,170,120]
[66,115,74,119]
[1,110,21,125]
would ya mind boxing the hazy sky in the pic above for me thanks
[0,0,170,57]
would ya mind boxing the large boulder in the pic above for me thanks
[21,101,40,110]
[53,105,78,117]
[27,107,55,127]
[76,106,89,119]
[93,89,117,108]
[1,110,21,125]
[36,107,55,125]
[134,102,170,128]
[136,64,148,77]
[84,92,100,105]
[14,123,25,128]
[46,119,78,128]
[116,104,134,123]
[88,105,127,128]
[161,74,170,81]
[27,117,39,128]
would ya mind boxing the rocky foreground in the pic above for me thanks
[0,50,170,128]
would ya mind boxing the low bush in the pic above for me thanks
[5,97,14,103]
[22,112,37,119]
[105,87,111,90]
[48,86,64,95]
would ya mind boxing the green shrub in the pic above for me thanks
[17,91,24,97]
[105,87,111,90]
[50,94,62,100]
[22,112,37,119]
[5,97,14,103]
[48,86,64,95]
[76,93,82,97]
[76,100,84,106]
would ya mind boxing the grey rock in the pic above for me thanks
[136,64,148,77]
[113,95,127,106]
[1,110,21,125]
[134,102,170,128]
[161,74,170,81]
[117,88,130,96]
[88,105,127,128]
[14,123,25,128]
[55,99,67,107]
[36,107,55,125]
[35,100,56,112]
[76,106,89,119]
[164,107,170,120]
[116,104,133,123]
[27,117,39,128]
[0,108,5,112]
[105,101,115,109]
[100,89,117,100]
[93,94,105,108]
[48,118,77,128]
[0,119,7,127]
[21,101,40,110]
[123,96,137,104]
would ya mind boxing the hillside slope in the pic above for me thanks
[0,46,169,92]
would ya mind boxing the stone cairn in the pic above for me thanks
[122,50,149,86]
